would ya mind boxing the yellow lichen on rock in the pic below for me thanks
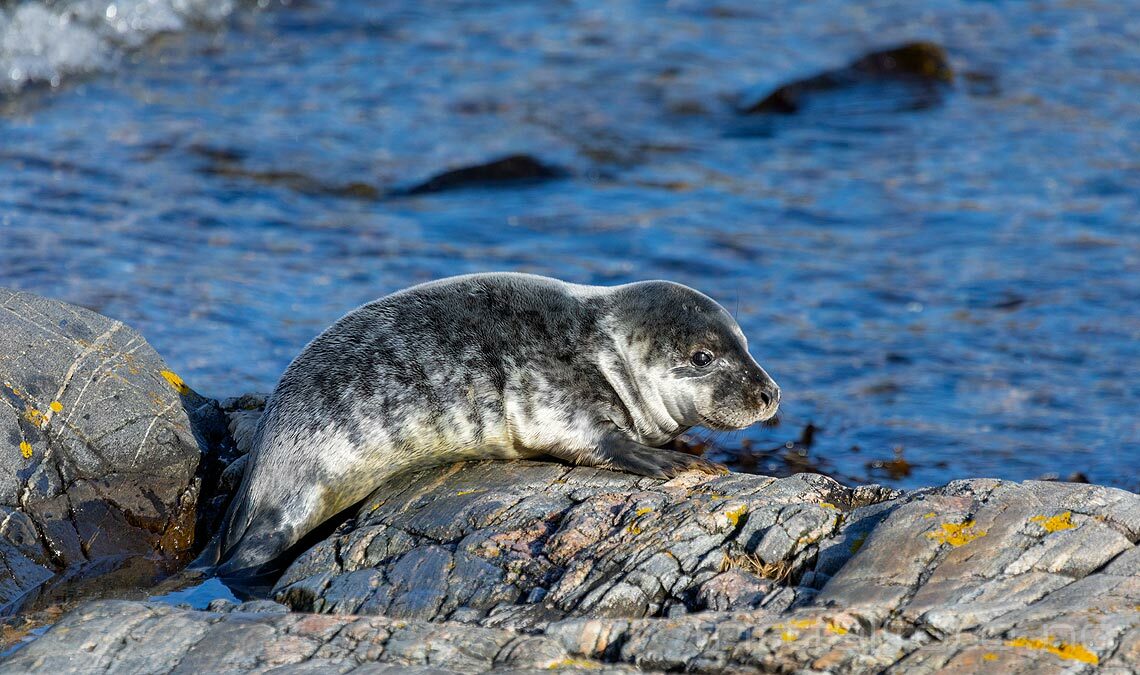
[1006,636,1098,665]
[724,504,748,527]
[775,619,818,642]
[19,441,33,459]
[626,506,655,534]
[927,520,986,546]
[825,620,848,635]
[49,400,63,413]
[1030,511,1075,533]
[545,657,599,670]
[160,370,191,395]
[24,407,45,428]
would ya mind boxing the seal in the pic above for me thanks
[215,273,780,577]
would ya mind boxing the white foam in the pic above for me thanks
[0,0,235,94]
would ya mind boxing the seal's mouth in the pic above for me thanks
[685,362,780,431]
[698,405,778,431]
[697,414,738,431]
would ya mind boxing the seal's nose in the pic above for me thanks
[758,382,780,408]
[748,367,780,412]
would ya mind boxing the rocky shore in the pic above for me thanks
[1,288,1137,673]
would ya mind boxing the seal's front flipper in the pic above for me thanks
[562,434,729,479]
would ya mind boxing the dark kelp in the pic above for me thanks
[741,41,954,115]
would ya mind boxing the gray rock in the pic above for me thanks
[0,600,623,674]
[273,462,862,625]
[3,461,1139,672]
[234,599,292,615]
[0,288,204,613]
[260,455,1136,672]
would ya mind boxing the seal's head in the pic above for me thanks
[605,281,781,441]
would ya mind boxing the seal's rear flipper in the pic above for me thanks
[216,494,369,584]
[187,533,223,572]
[215,514,296,580]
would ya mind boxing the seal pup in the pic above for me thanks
[215,273,780,578]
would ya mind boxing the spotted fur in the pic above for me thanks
[215,273,779,577]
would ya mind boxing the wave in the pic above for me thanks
[1,0,236,95]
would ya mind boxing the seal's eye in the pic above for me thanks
[690,350,714,368]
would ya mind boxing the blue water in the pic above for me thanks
[149,578,239,610]
[1,0,1137,490]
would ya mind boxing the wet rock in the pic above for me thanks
[401,154,565,195]
[741,41,954,115]
[0,288,206,614]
